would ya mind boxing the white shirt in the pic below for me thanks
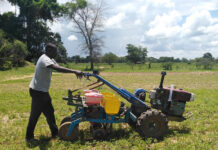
[29,54,57,92]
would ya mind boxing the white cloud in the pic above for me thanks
[147,0,175,8]
[181,10,212,36]
[57,0,71,4]
[68,35,78,41]
[134,19,142,25]
[146,10,182,37]
[142,8,218,58]
[117,3,137,13]
[190,2,217,13]
[105,12,126,29]
[0,0,19,15]
[47,20,64,33]
[150,11,181,27]
[66,21,75,30]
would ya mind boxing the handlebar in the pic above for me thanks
[82,70,100,80]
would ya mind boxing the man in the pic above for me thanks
[26,43,83,142]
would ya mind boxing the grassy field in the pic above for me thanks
[63,62,218,72]
[0,63,217,150]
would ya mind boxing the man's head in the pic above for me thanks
[45,43,57,59]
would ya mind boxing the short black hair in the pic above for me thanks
[45,43,57,52]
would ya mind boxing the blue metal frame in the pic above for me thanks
[65,73,145,137]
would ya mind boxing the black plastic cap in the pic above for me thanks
[161,71,167,76]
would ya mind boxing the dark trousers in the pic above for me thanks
[26,88,58,139]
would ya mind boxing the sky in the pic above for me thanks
[1,0,218,59]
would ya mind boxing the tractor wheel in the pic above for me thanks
[60,116,71,125]
[92,128,107,140]
[59,122,79,141]
[128,119,136,128]
[136,110,168,138]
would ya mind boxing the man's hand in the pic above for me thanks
[74,71,83,79]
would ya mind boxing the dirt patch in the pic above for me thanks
[2,115,9,124]
[1,74,33,82]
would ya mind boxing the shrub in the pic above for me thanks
[196,58,214,70]
[0,39,28,70]
[161,62,173,70]
[12,40,28,66]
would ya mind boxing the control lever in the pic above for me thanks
[159,71,167,89]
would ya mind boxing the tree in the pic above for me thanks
[158,57,174,63]
[195,58,214,69]
[147,57,158,63]
[118,56,127,63]
[64,0,105,70]
[0,12,24,41]
[195,52,215,70]
[6,0,61,60]
[126,44,147,64]
[215,58,218,64]
[203,52,214,61]
[181,58,189,63]
[102,52,118,65]
[69,55,81,63]
[161,62,173,70]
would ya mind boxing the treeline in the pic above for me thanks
[68,55,192,64]
[68,51,218,70]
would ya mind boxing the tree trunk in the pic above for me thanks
[90,47,94,71]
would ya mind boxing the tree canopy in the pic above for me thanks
[126,44,147,64]
[102,52,118,65]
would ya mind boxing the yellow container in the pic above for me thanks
[101,92,121,115]
[101,92,115,97]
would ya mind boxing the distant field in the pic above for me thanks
[0,63,217,149]
[62,62,218,72]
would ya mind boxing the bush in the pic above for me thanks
[102,52,118,65]
[12,40,28,66]
[161,62,173,70]
[195,58,214,70]
[0,38,28,70]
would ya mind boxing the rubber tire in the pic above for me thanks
[60,116,71,125]
[137,110,168,138]
[128,118,137,128]
[59,122,79,141]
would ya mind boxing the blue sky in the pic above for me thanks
[1,0,218,59]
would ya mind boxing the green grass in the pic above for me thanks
[0,63,218,149]
[0,62,34,82]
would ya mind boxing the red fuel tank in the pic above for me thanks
[161,88,192,102]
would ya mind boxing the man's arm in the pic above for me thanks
[48,64,83,78]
